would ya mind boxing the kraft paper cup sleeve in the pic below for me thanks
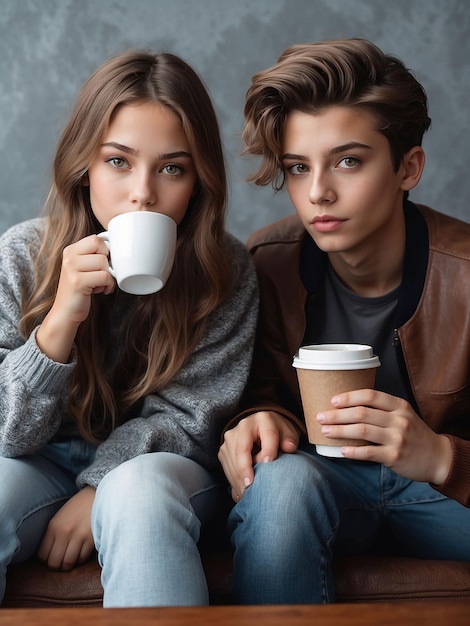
[296,367,376,446]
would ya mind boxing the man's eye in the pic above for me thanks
[338,156,360,169]
[287,163,308,175]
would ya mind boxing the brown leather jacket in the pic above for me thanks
[230,201,470,507]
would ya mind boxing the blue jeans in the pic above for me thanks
[0,444,219,607]
[0,440,96,603]
[228,445,470,604]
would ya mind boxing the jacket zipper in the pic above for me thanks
[393,328,420,416]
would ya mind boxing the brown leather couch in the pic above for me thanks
[3,548,470,606]
[2,480,470,606]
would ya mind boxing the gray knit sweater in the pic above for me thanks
[0,218,258,488]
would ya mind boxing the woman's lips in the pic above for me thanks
[312,215,346,232]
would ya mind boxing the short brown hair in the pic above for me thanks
[243,38,431,189]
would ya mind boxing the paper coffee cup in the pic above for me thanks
[292,344,380,457]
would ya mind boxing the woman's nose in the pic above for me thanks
[129,171,157,208]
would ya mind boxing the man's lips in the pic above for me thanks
[311,215,346,232]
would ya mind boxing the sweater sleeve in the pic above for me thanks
[77,234,259,488]
[0,220,76,457]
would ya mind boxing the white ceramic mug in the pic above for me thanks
[98,211,177,295]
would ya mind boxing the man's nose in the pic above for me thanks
[308,172,336,204]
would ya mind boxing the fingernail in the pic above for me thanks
[321,426,331,434]
[263,456,271,463]
[331,396,340,406]
[244,477,252,488]
[316,413,325,422]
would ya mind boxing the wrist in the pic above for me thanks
[432,434,453,485]
[36,313,80,363]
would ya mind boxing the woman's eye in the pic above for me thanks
[106,157,128,169]
[338,156,360,169]
[162,163,184,176]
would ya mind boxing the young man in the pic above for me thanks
[218,38,470,604]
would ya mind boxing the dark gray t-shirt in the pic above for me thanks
[314,264,409,402]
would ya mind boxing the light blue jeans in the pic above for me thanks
[0,440,95,603]
[228,445,470,604]
[0,443,219,607]
[92,452,219,607]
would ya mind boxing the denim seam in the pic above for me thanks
[17,495,70,528]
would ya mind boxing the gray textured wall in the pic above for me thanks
[1,0,469,243]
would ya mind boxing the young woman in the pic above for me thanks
[0,50,258,607]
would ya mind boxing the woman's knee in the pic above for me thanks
[95,454,175,516]
[93,453,216,531]
[96,453,211,502]
[92,453,217,556]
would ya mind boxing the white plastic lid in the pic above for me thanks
[292,344,380,370]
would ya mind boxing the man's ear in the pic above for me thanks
[400,146,425,192]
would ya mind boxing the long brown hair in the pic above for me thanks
[243,38,431,189]
[20,50,231,442]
